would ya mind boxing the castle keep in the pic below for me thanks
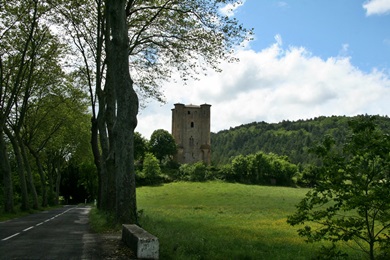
[171,103,211,164]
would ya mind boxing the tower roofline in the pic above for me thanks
[173,103,211,108]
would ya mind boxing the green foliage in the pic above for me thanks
[179,162,208,182]
[1,0,252,220]
[89,207,121,233]
[149,129,177,163]
[287,116,390,259]
[211,115,390,168]
[123,0,253,103]
[134,132,148,161]
[0,0,93,212]
[142,153,161,177]
[146,150,299,186]
[229,151,298,186]
[136,153,165,186]
[217,164,234,181]
[313,243,348,259]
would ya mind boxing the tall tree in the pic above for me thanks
[134,132,148,162]
[287,116,390,259]
[0,0,94,212]
[6,9,68,210]
[0,0,44,212]
[55,0,251,223]
[149,129,177,163]
[105,0,139,223]
[22,80,88,207]
[53,0,111,211]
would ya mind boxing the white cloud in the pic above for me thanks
[274,34,283,46]
[277,2,288,8]
[219,1,245,17]
[338,43,350,57]
[363,0,390,16]
[136,36,390,138]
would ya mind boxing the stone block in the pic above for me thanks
[122,224,159,259]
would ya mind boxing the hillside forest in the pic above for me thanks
[130,115,390,187]
[211,115,390,167]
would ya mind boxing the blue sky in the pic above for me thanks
[136,0,390,138]
[233,0,390,72]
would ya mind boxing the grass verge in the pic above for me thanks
[0,205,63,222]
[89,207,121,233]
[137,181,365,259]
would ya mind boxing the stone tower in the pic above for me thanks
[171,103,211,165]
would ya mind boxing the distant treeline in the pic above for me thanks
[211,115,390,167]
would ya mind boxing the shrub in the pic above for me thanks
[179,162,208,182]
[228,152,299,186]
[143,153,161,177]
[136,153,162,185]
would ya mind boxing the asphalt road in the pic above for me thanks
[0,205,101,259]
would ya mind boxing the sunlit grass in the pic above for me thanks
[137,181,365,259]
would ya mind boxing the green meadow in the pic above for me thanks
[137,181,365,259]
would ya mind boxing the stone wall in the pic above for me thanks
[171,103,211,164]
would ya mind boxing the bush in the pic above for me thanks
[218,164,234,182]
[179,162,208,182]
[136,153,162,185]
[137,151,299,187]
[227,152,299,186]
[143,153,161,176]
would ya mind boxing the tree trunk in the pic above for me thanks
[97,104,116,212]
[47,171,54,206]
[4,127,29,211]
[106,0,138,224]
[105,69,117,215]
[0,130,14,212]
[55,169,61,205]
[91,0,106,211]
[19,135,39,209]
[48,156,61,206]
[101,56,116,213]
[26,145,47,207]
[90,117,102,208]
[36,156,47,207]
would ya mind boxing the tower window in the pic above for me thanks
[191,122,194,128]
[188,111,191,114]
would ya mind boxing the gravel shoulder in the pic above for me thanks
[98,231,136,259]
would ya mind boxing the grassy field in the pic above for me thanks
[137,181,365,259]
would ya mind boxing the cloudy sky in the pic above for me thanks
[136,0,390,139]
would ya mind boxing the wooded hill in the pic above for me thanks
[211,115,390,167]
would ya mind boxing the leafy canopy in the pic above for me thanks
[149,129,177,162]
[126,0,253,103]
[287,115,390,259]
[53,0,253,105]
